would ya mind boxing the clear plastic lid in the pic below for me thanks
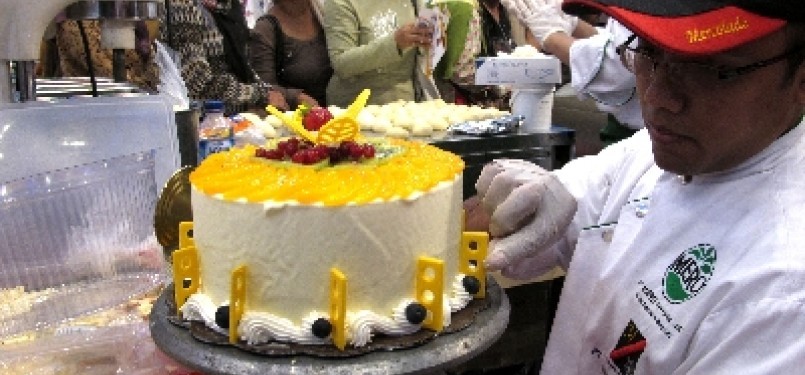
[0,151,166,338]
[0,95,180,193]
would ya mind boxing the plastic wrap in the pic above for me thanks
[155,40,190,111]
[0,152,166,338]
[0,320,196,375]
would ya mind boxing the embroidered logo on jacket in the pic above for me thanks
[663,244,716,304]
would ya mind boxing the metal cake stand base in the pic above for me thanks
[150,278,510,375]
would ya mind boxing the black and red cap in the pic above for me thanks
[562,0,803,56]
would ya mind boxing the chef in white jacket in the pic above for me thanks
[472,0,805,373]
[502,0,643,144]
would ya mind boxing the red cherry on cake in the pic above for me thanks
[312,144,330,160]
[266,149,284,160]
[348,143,364,159]
[302,107,333,131]
[290,150,308,164]
[362,145,376,158]
[255,137,377,165]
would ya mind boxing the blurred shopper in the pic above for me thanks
[439,0,540,108]
[471,0,805,373]
[480,0,517,57]
[242,0,272,28]
[42,18,160,92]
[427,1,481,103]
[249,0,333,110]
[450,0,517,107]
[161,0,285,114]
[322,0,433,107]
[503,0,643,145]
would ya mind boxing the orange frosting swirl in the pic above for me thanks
[190,139,465,206]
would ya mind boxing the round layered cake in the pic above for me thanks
[179,137,474,348]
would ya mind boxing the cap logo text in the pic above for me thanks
[686,16,749,44]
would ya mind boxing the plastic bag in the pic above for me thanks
[154,40,190,110]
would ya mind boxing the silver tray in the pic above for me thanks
[448,115,524,136]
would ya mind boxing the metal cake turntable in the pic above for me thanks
[150,278,510,375]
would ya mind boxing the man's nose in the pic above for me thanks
[639,64,686,114]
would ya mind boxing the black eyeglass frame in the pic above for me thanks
[615,34,804,80]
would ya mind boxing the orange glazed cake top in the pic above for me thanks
[190,138,465,206]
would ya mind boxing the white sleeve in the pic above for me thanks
[548,130,655,268]
[568,19,644,129]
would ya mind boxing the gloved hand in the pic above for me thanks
[500,0,579,45]
[475,159,577,275]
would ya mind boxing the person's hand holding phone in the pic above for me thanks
[394,18,434,50]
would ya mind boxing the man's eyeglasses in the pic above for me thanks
[616,34,802,84]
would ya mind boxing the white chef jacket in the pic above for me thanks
[568,18,644,130]
[538,120,805,374]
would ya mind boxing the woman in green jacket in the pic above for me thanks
[323,0,434,106]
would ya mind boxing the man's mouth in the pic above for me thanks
[647,123,688,144]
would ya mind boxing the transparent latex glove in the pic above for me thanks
[475,159,577,273]
[501,0,579,45]
[494,243,558,279]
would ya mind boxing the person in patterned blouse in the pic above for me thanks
[40,18,160,93]
[161,0,285,114]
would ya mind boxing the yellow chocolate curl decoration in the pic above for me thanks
[265,89,371,145]
[416,256,444,332]
[172,245,199,311]
[178,221,195,249]
[265,104,317,144]
[329,268,347,350]
[460,231,488,299]
[229,265,247,344]
[316,89,369,144]
[316,117,359,145]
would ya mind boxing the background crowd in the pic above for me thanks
[36,0,559,113]
[37,0,646,147]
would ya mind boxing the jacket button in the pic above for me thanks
[601,229,614,243]
[635,202,649,218]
